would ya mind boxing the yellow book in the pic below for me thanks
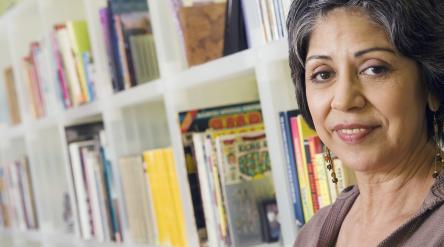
[143,149,188,247]
[333,159,357,193]
[143,150,166,245]
[163,149,187,247]
[291,115,316,221]
[66,20,91,102]
[314,153,332,208]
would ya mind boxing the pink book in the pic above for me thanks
[52,25,72,108]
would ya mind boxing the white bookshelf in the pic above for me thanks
[0,0,300,247]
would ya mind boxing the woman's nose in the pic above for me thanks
[330,73,366,112]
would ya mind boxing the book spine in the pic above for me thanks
[100,145,120,241]
[267,0,279,40]
[56,28,83,106]
[113,15,131,90]
[314,153,332,208]
[290,117,314,221]
[240,0,267,48]
[279,111,304,225]
[203,135,228,245]
[69,143,93,239]
[99,7,121,92]
[82,52,95,102]
[50,30,72,108]
[304,141,320,212]
[163,149,187,247]
[258,0,273,42]
[277,0,287,37]
[29,43,46,117]
[82,148,105,242]
[193,133,220,247]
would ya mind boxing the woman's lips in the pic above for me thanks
[332,124,379,144]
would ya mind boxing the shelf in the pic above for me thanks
[0,0,299,246]
[61,100,104,125]
[3,123,25,140]
[110,79,164,109]
[168,47,257,91]
[259,39,290,62]
[0,229,161,247]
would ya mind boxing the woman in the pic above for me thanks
[286,0,444,246]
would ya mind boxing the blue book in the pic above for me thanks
[100,144,121,241]
[279,110,305,226]
[82,52,95,102]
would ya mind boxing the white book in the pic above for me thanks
[277,0,288,37]
[18,158,38,229]
[259,0,273,42]
[82,146,106,242]
[192,133,220,247]
[8,163,25,230]
[119,155,156,244]
[56,28,83,106]
[69,141,95,240]
[267,0,279,40]
[241,0,267,47]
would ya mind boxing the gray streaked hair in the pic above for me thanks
[286,0,444,139]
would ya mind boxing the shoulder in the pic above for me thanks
[405,184,444,244]
[293,205,333,247]
[293,185,359,247]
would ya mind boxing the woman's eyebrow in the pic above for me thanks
[354,47,395,57]
[306,55,332,63]
[306,47,395,63]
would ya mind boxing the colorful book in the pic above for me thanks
[279,110,304,225]
[290,115,315,221]
[3,67,21,125]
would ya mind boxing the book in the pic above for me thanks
[3,67,21,125]
[222,0,248,56]
[143,148,187,247]
[119,155,156,244]
[240,0,267,48]
[290,115,315,221]
[178,2,227,66]
[101,0,158,92]
[314,153,332,208]
[50,29,72,108]
[216,130,275,247]
[129,34,160,84]
[279,110,304,225]
[100,6,124,92]
[65,122,121,242]
[55,25,84,106]
[66,20,94,102]
[68,140,96,240]
[179,101,263,245]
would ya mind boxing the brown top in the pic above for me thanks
[294,172,444,247]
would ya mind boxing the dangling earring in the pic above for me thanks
[324,147,338,184]
[433,113,442,178]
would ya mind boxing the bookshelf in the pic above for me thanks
[0,0,300,247]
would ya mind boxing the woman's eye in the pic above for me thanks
[311,71,333,83]
[361,66,389,76]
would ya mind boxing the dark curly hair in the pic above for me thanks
[286,0,444,139]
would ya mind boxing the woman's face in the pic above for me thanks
[305,8,429,173]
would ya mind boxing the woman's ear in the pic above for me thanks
[428,93,440,112]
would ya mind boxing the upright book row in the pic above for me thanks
[0,156,38,232]
[64,120,188,246]
[279,110,357,225]
[178,101,280,247]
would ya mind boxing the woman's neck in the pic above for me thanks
[352,141,437,225]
